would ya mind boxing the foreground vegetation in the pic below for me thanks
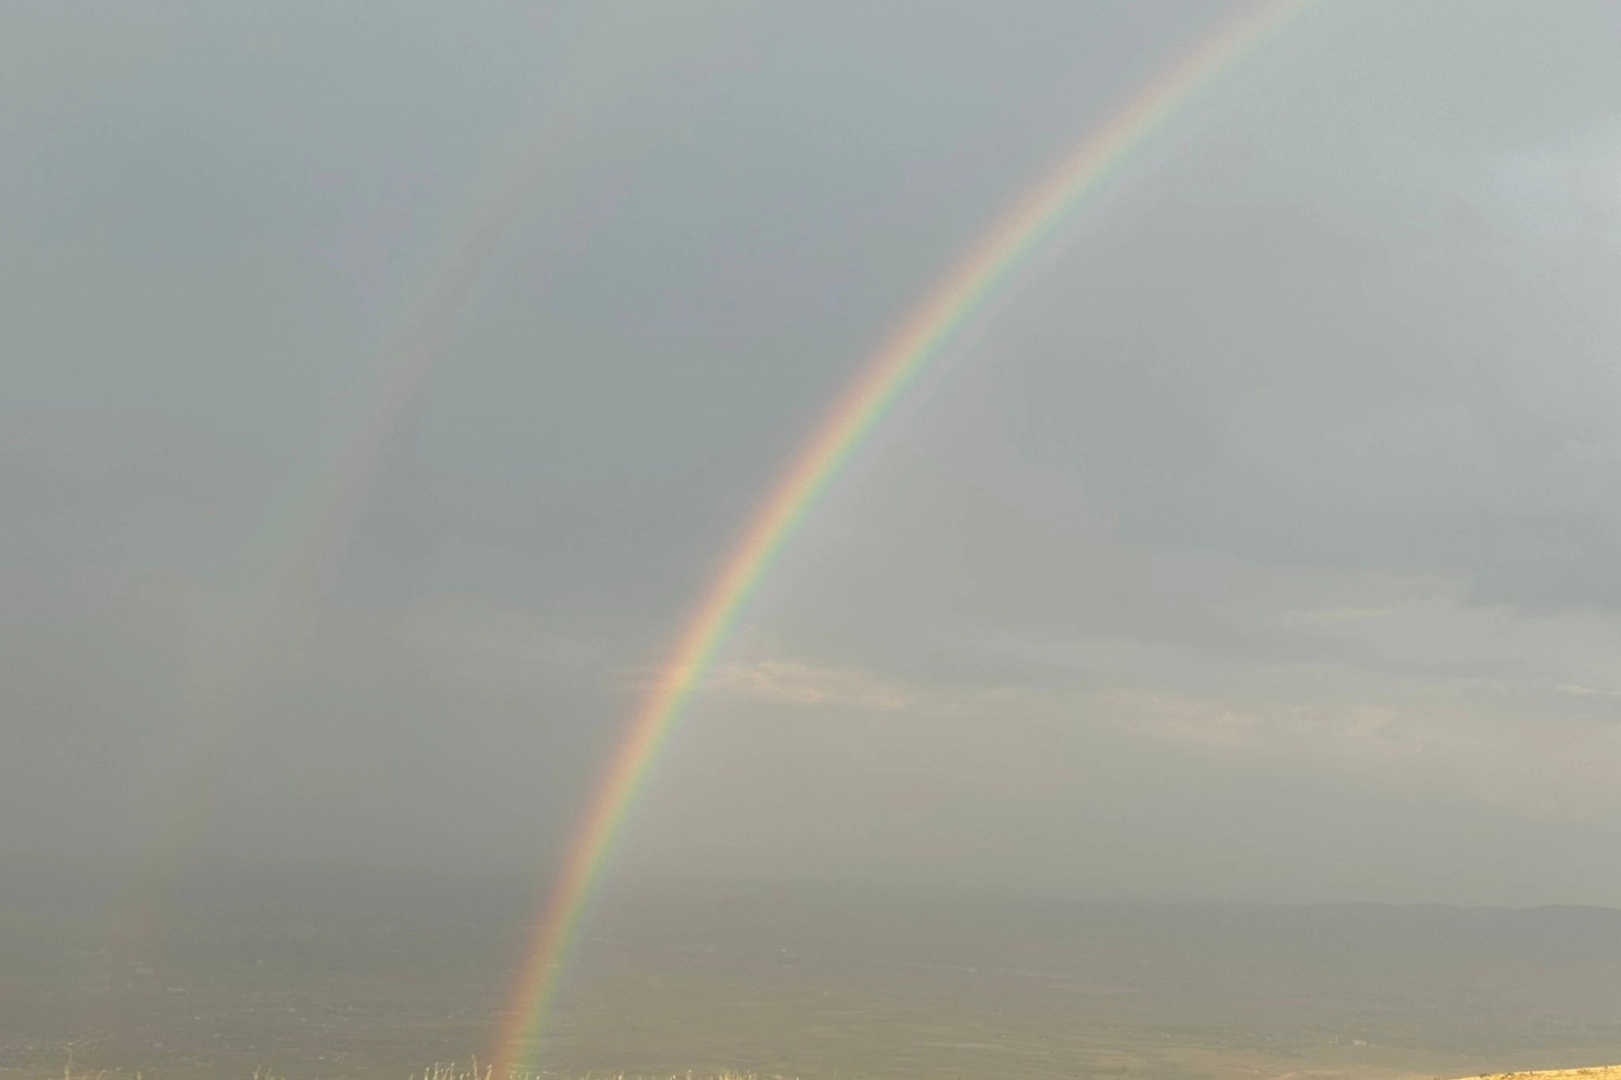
[49,1064,796,1080]
[1472,1071,1621,1080]
[41,1062,1621,1080]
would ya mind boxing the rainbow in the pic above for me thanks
[113,105,565,967]
[490,0,1317,1073]
[114,4,656,963]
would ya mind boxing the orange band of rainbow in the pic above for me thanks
[492,2,1315,1073]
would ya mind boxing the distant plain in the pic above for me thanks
[7,878,1621,1080]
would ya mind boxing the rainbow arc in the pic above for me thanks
[489,1,1318,1074]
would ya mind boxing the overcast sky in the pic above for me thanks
[7,0,1621,908]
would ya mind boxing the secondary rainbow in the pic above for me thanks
[114,4,633,965]
[492,0,1316,1072]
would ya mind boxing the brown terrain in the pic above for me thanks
[10,890,1621,1080]
[1468,1071,1621,1080]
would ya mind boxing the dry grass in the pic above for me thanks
[412,1066,791,1080]
[1465,1063,1621,1070]
[55,1059,1621,1080]
[47,1058,792,1080]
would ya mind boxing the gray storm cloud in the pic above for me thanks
[5,0,1621,908]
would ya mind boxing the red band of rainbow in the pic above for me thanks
[492,2,1315,1073]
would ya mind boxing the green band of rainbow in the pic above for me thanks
[492,1,1313,1072]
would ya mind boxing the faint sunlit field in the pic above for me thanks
[10,894,1621,1080]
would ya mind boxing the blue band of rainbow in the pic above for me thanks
[492,2,1315,1072]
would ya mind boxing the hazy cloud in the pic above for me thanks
[8,0,1621,906]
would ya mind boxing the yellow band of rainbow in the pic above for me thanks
[492,2,1316,1072]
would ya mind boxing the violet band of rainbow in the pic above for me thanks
[492,1,1316,1073]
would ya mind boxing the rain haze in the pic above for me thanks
[8,3,1621,1079]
